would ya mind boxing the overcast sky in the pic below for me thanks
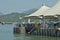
[0,0,58,14]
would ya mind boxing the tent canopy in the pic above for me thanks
[24,0,60,17]
[43,0,60,16]
[24,5,50,17]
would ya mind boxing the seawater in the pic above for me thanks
[0,24,60,40]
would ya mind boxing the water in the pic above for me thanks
[0,24,60,40]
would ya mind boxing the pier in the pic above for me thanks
[13,22,60,37]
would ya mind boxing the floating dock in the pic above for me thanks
[13,22,60,37]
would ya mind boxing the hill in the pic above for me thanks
[0,8,37,22]
[23,8,38,14]
[0,13,28,22]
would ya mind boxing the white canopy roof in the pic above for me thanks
[43,0,60,16]
[24,0,60,17]
[24,5,50,17]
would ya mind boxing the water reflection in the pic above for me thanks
[13,34,60,40]
[14,34,31,40]
[0,24,60,40]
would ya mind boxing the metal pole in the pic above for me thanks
[28,18,31,23]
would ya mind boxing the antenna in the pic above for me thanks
[43,3,45,6]
[42,0,46,6]
[42,2,46,6]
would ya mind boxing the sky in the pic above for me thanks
[0,0,58,14]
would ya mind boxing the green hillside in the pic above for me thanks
[0,8,38,23]
[0,13,28,22]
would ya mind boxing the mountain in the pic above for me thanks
[0,13,28,22]
[23,8,38,14]
[0,8,38,22]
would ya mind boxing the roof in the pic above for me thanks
[24,0,60,17]
[24,5,50,17]
[43,0,60,16]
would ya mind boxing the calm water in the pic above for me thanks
[0,24,60,40]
